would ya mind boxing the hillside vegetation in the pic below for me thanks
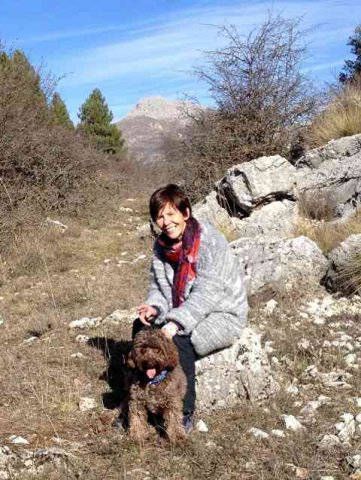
[1,18,361,480]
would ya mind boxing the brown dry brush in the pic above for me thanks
[169,14,322,201]
[0,46,108,253]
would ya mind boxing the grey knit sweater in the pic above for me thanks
[146,221,248,356]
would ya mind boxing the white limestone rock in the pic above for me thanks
[196,327,279,411]
[70,352,85,359]
[193,191,239,236]
[346,453,361,470]
[220,155,297,215]
[248,428,269,439]
[68,317,101,329]
[75,334,90,344]
[317,434,342,450]
[22,336,38,345]
[319,371,353,389]
[231,236,328,294]
[324,234,361,293]
[296,135,361,217]
[196,420,208,433]
[9,436,29,445]
[296,134,361,169]
[79,397,97,412]
[335,413,356,443]
[345,353,358,366]
[299,396,330,418]
[280,415,304,431]
[263,300,278,316]
[232,200,296,239]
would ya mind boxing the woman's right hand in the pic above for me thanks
[137,304,158,326]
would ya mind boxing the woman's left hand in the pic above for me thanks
[161,321,179,339]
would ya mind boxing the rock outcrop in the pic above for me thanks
[295,134,361,169]
[231,236,328,294]
[221,134,361,223]
[196,327,279,411]
[219,154,297,216]
[195,134,361,294]
[323,234,361,293]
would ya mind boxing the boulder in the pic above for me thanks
[219,155,297,216]
[233,200,296,239]
[296,144,361,217]
[196,327,279,411]
[193,191,241,238]
[230,235,328,294]
[295,134,361,169]
[323,234,361,293]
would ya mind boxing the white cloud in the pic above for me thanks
[50,0,361,119]
[53,1,359,89]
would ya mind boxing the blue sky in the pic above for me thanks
[0,0,360,123]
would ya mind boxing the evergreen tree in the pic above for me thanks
[11,49,47,107]
[340,25,361,83]
[77,88,124,154]
[50,92,74,129]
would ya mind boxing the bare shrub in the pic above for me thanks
[173,14,321,201]
[297,190,336,221]
[308,74,361,147]
[0,45,109,252]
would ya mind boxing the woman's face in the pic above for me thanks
[155,202,189,240]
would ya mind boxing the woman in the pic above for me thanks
[133,184,248,431]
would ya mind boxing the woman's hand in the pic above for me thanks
[137,304,158,326]
[161,321,179,339]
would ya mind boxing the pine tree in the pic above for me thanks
[77,88,124,154]
[11,49,47,107]
[340,25,361,83]
[50,92,74,129]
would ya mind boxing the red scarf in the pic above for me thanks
[156,217,201,307]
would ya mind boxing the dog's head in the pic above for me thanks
[127,329,179,380]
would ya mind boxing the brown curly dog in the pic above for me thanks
[126,329,187,442]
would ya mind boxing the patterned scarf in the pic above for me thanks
[156,217,201,307]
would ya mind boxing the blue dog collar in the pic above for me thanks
[148,369,169,385]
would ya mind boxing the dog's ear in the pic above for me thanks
[126,350,136,369]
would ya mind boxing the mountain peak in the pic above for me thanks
[125,96,197,121]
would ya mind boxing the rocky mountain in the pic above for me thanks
[116,96,201,163]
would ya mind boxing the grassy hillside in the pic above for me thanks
[0,198,360,479]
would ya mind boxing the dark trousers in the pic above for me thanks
[132,319,196,414]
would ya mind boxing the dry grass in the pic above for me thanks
[309,77,361,147]
[297,190,336,222]
[293,190,361,253]
[292,214,361,253]
[0,188,360,478]
[6,286,358,479]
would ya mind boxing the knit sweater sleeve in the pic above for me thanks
[145,255,171,322]
[164,229,227,334]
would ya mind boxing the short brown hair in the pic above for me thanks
[149,184,192,221]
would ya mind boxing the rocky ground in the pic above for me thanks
[0,199,361,480]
